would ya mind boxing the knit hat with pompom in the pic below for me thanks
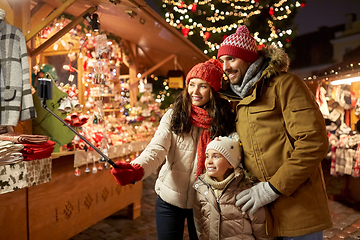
[186,58,223,92]
[217,25,259,63]
[206,132,243,168]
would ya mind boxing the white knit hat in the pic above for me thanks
[206,132,242,168]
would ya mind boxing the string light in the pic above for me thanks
[162,0,303,56]
[303,61,360,85]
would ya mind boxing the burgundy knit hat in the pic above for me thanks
[217,25,259,63]
[185,58,223,92]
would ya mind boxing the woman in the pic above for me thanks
[111,58,236,240]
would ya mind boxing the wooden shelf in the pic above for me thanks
[89,109,121,112]
[88,94,116,98]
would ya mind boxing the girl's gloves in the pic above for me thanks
[110,161,144,186]
[235,182,279,215]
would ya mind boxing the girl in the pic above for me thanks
[193,134,274,240]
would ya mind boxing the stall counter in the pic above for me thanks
[0,152,142,240]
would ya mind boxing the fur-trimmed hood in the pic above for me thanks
[260,44,290,78]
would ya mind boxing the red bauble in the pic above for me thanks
[222,35,228,41]
[179,1,184,8]
[182,28,189,37]
[301,3,306,8]
[269,7,274,16]
[191,4,197,12]
[204,32,210,40]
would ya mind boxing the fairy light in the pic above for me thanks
[162,0,302,55]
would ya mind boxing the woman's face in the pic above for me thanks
[187,78,211,106]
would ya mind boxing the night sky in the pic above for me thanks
[294,0,360,35]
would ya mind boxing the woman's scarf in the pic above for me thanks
[190,105,212,177]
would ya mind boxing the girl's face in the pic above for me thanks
[205,149,233,181]
[187,78,211,106]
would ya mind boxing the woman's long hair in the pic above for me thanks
[170,86,236,139]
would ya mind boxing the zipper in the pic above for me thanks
[186,128,201,206]
[198,178,221,213]
[198,172,239,213]
[161,161,174,181]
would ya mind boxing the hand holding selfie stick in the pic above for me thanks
[37,74,117,168]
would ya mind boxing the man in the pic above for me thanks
[217,25,332,239]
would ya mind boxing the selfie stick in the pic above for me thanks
[37,75,117,168]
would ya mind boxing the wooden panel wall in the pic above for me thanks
[0,188,28,239]
[27,155,142,240]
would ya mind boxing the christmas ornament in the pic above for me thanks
[182,28,189,37]
[191,4,197,13]
[75,168,81,176]
[204,32,210,40]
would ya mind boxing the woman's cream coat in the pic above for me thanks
[132,109,202,209]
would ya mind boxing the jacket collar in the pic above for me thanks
[259,44,290,78]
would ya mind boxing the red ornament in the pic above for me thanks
[286,38,290,42]
[74,168,81,176]
[191,4,197,12]
[204,32,211,40]
[179,1,184,8]
[182,28,189,37]
[83,60,87,72]
[300,3,306,8]
[222,35,228,41]
[258,43,264,50]
[269,7,274,16]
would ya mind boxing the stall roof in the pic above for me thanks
[36,0,208,77]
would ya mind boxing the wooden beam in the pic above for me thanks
[30,1,54,30]
[25,0,77,42]
[30,0,46,17]
[0,0,14,25]
[138,46,156,67]
[30,6,97,58]
[22,0,31,33]
[12,0,23,29]
[139,54,175,79]
[122,40,138,70]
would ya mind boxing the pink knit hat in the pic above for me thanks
[185,58,223,92]
[217,25,259,63]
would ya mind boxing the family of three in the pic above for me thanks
[111,25,333,240]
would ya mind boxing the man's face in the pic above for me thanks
[218,55,251,86]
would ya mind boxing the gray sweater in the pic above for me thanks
[0,19,36,126]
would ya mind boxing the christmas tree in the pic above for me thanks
[158,0,305,58]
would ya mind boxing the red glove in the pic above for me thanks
[110,161,144,186]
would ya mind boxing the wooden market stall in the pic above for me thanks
[304,47,360,204]
[0,0,208,239]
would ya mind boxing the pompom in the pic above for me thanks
[206,58,222,71]
[228,132,240,142]
[236,25,249,34]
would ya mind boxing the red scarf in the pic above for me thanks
[190,105,212,177]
